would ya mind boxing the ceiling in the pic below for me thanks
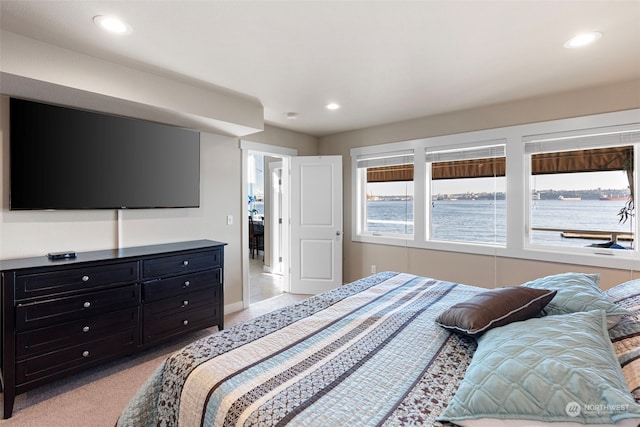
[1,1,639,137]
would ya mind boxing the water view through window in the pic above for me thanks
[365,181,414,235]
[530,170,634,249]
[367,197,634,247]
[366,169,634,248]
[531,198,633,248]
[431,199,505,244]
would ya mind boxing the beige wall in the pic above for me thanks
[0,32,320,310]
[319,79,640,290]
[0,96,318,308]
[2,31,638,305]
[242,125,318,156]
[0,31,264,136]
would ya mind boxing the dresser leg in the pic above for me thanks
[3,389,14,419]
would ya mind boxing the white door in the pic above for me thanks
[290,156,343,294]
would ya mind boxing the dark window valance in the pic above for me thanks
[530,146,632,175]
[432,157,505,180]
[366,146,632,182]
[367,164,414,182]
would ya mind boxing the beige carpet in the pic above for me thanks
[0,292,309,426]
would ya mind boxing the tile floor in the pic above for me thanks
[249,252,284,304]
[225,291,311,327]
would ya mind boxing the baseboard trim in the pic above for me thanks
[224,301,244,315]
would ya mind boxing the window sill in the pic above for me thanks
[352,234,638,270]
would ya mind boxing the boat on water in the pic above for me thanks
[599,194,629,201]
[558,195,581,201]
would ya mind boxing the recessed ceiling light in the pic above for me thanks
[285,112,300,120]
[326,103,341,110]
[93,15,132,34]
[563,31,602,48]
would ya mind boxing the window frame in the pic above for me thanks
[353,143,418,244]
[426,141,507,246]
[523,125,639,255]
[350,108,640,270]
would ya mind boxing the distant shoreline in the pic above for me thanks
[367,188,630,202]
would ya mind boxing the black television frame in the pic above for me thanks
[9,98,201,210]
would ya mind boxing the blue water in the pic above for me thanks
[432,200,505,244]
[531,199,633,248]
[367,201,415,235]
[367,199,635,248]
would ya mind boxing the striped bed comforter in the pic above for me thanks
[117,272,483,426]
[605,280,640,401]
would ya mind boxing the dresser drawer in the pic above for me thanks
[16,329,137,386]
[16,307,139,359]
[16,284,140,331]
[143,288,221,344]
[143,287,220,317]
[15,261,138,300]
[143,305,220,345]
[142,248,221,279]
[143,268,222,302]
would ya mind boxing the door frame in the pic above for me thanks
[240,140,297,309]
[267,161,284,276]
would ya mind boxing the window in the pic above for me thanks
[525,126,639,251]
[355,151,414,237]
[427,144,506,245]
[350,109,640,270]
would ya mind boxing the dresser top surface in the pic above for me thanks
[0,240,227,272]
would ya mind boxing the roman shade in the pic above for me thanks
[357,150,414,183]
[366,125,639,183]
[530,146,633,175]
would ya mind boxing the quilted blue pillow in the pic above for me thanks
[438,310,640,426]
[521,272,632,327]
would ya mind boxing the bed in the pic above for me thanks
[117,272,640,426]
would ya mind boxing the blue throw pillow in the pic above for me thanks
[521,272,632,327]
[438,310,640,426]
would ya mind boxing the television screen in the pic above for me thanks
[10,98,200,210]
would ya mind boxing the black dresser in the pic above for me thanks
[0,239,226,419]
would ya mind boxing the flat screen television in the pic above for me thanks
[10,98,200,210]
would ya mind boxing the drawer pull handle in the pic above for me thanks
[182,260,189,266]
[82,326,90,333]
[182,300,189,307]
[83,301,91,308]
[183,281,190,288]
[82,350,90,357]
[183,320,189,326]
[82,275,90,282]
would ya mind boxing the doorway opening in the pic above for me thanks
[248,152,286,304]
[241,141,295,309]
